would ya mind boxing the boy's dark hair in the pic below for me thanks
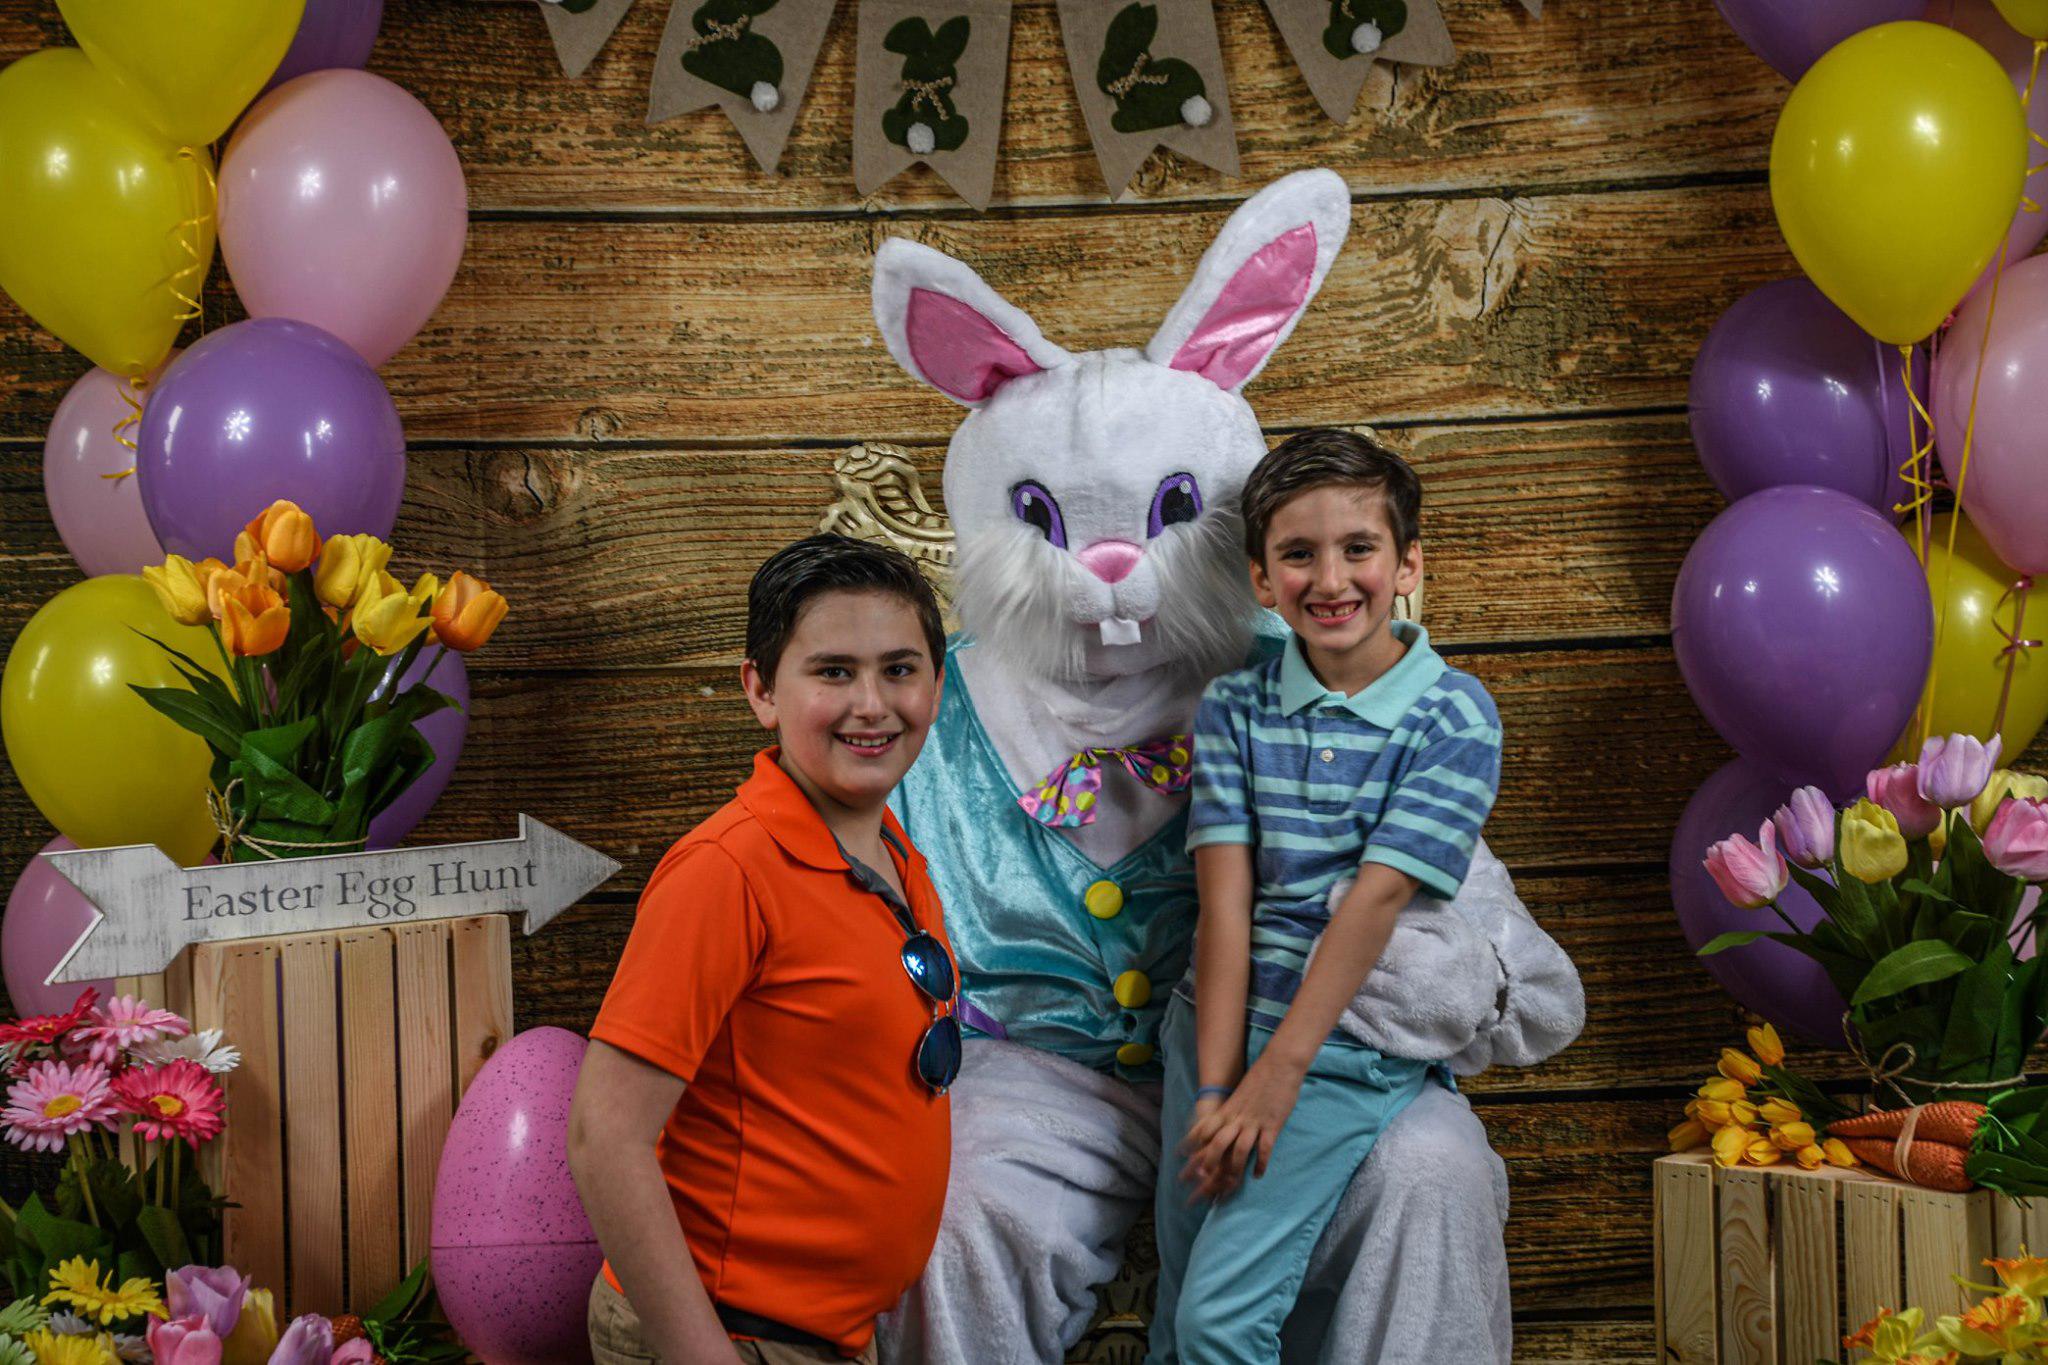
[1239,429,1422,560]
[745,535,947,684]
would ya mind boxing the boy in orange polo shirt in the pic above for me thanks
[567,536,956,1364]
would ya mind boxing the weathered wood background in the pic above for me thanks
[0,0,1897,1357]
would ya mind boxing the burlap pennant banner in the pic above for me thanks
[647,0,840,172]
[1262,0,1453,124]
[1056,0,1237,198]
[538,0,638,78]
[853,0,1013,208]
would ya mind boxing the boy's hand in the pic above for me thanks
[1178,1053,1304,1200]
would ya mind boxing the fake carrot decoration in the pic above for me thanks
[1840,1137,1974,1192]
[1831,1101,1987,1148]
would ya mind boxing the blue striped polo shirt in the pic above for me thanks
[1180,620,1502,1033]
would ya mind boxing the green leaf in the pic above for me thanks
[366,1257,432,1324]
[1850,939,1976,1007]
[1900,878,1962,906]
[84,1159,140,1234]
[130,687,244,758]
[134,1204,191,1273]
[1696,930,1771,957]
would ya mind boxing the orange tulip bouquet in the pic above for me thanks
[137,501,508,864]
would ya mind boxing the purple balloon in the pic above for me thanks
[367,649,469,849]
[3,837,113,1019]
[136,318,406,561]
[263,0,384,93]
[1672,485,1932,797]
[1671,760,1847,1045]
[44,363,170,577]
[1713,0,1924,79]
[1690,279,1923,513]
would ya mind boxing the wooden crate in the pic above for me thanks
[1655,1151,2048,1363]
[117,915,514,1318]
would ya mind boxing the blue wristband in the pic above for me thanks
[1195,1085,1233,1101]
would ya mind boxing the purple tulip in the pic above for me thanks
[1985,798,2048,882]
[1867,764,1941,839]
[1917,733,2003,810]
[1773,786,1835,868]
[149,1317,223,1365]
[167,1266,249,1339]
[266,1315,334,1365]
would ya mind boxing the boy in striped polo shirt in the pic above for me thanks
[1146,430,1504,1365]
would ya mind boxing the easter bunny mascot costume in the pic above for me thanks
[870,170,1583,1365]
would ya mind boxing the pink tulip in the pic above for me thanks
[149,1317,224,1365]
[1917,733,2003,809]
[1868,764,1942,839]
[1984,798,2048,882]
[330,1341,373,1365]
[1773,787,1835,868]
[1704,821,1789,909]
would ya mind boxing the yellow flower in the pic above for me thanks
[241,500,321,573]
[1711,1124,1750,1168]
[142,556,212,626]
[1743,1135,1783,1166]
[1972,770,2048,830]
[1718,1049,1763,1086]
[24,1329,116,1365]
[432,570,509,653]
[41,1256,165,1325]
[1668,1118,1710,1152]
[1746,1023,1784,1068]
[1771,1121,1816,1151]
[1795,1143,1826,1170]
[1841,798,1909,883]
[221,1286,276,1365]
[351,571,435,657]
[1986,1251,2048,1298]
[1942,1293,2041,1356]
[1698,1077,1746,1103]
[315,534,392,610]
[1822,1137,1858,1168]
[1758,1097,1802,1126]
[1729,1100,1759,1129]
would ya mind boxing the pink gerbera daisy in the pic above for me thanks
[71,997,189,1066]
[0,989,100,1049]
[3,1060,115,1152]
[112,1061,224,1147]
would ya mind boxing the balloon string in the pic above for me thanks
[1994,575,2040,739]
[101,374,150,482]
[161,147,215,327]
[2025,45,2046,214]
[1896,344,1936,563]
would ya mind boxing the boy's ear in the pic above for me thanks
[739,659,779,732]
[1246,555,1278,609]
[1395,539,1424,599]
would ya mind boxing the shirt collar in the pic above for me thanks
[735,748,920,874]
[1277,619,1445,728]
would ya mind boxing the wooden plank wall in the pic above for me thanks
[0,0,1948,1357]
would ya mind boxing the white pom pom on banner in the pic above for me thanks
[1351,21,1382,53]
[1180,94,1212,127]
[750,80,780,112]
[908,121,936,155]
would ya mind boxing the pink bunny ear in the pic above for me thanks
[1146,170,1353,393]
[873,238,1073,408]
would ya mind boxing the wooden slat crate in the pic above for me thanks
[1655,1151,2048,1363]
[116,915,514,1318]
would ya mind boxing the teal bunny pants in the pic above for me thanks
[1145,992,1434,1365]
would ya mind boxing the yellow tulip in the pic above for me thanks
[352,572,434,657]
[1728,1100,1759,1130]
[216,577,289,659]
[1695,1100,1734,1128]
[220,1287,276,1365]
[1771,1121,1817,1152]
[1718,1050,1763,1086]
[1822,1137,1857,1168]
[1973,770,2048,831]
[1841,798,1908,883]
[315,534,393,611]
[1743,1136,1783,1166]
[1712,1124,1750,1168]
[1758,1097,1802,1126]
[242,500,321,573]
[1795,1143,1826,1170]
[1746,1023,1784,1068]
[1668,1118,1710,1153]
[1698,1077,1746,1103]
[142,556,210,626]
[433,570,509,653]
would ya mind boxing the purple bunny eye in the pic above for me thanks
[1147,472,1203,537]
[1011,481,1067,548]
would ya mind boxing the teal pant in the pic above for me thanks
[1145,992,1433,1365]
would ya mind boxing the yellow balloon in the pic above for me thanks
[59,0,306,148]
[1900,513,2048,762]
[1993,0,2048,39]
[1,575,230,865]
[1770,21,2028,345]
[0,50,215,377]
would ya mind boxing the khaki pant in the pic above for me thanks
[587,1274,877,1365]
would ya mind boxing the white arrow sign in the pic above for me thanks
[41,816,622,984]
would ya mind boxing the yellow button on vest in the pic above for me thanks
[1113,970,1152,1009]
[1116,1042,1155,1067]
[1084,880,1125,919]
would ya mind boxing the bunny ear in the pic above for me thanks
[873,237,1074,408]
[1145,169,1352,393]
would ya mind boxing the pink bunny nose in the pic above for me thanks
[1076,539,1143,584]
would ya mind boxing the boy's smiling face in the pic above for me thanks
[1250,483,1423,689]
[741,588,942,817]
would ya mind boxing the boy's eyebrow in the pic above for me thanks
[802,648,927,666]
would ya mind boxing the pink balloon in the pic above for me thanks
[218,70,467,368]
[1934,254,2048,573]
[3,837,113,1019]
[1929,0,2048,295]
[43,360,173,577]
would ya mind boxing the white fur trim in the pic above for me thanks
[871,238,1075,409]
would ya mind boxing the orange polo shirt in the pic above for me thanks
[591,749,953,1355]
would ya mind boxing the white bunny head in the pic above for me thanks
[872,170,1352,683]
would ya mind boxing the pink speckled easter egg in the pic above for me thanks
[431,1027,598,1364]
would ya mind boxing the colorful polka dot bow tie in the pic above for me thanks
[1018,736,1193,828]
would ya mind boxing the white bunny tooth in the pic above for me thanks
[1098,617,1143,647]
